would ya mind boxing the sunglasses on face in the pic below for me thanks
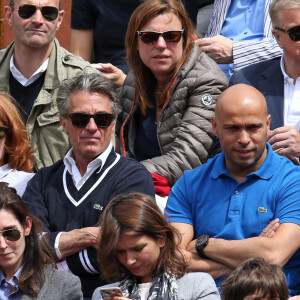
[17,4,59,21]
[275,26,300,42]
[0,127,8,140]
[0,228,21,242]
[69,112,115,128]
[137,30,184,44]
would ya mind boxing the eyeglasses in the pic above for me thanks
[17,4,59,21]
[275,26,300,42]
[137,30,184,44]
[69,113,115,128]
[0,127,8,139]
[0,229,21,242]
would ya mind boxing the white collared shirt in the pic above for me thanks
[10,55,49,87]
[280,55,300,131]
[55,143,113,265]
[0,164,34,196]
[63,143,113,190]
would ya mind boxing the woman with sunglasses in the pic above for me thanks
[0,91,34,196]
[111,0,228,189]
[92,192,220,300]
[0,182,83,299]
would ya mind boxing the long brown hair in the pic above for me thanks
[0,182,56,297]
[98,193,187,282]
[125,0,197,115]
[0,91,34,172]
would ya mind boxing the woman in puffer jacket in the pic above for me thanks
[98,0,228,187]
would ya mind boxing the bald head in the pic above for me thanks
[212,84,271,181]
[215,84,268,121]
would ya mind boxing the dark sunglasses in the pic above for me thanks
[17,4,59,21]
[0,127,8,139]
[137,30,184,44]
[275,26,300,42]
[0,228,21,242]
[69,113,115,128]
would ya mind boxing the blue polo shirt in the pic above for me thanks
[0,267,22,300]
[165,143,300,295]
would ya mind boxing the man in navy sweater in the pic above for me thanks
[23,73,155,299]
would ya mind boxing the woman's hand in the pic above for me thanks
[92,63,126,88]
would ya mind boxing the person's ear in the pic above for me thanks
[211,116,218,137]
[24,217,32,236]
[158,236,166,248]
[55,10,65,31]
[266,114,271,131]
[272,29,283,48]
[4,6,13,27]
[60,116,69,134]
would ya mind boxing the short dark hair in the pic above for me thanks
[57,73,120,118]
[98,192,187,282]
[0,183,56,297]
[220,257,289,300]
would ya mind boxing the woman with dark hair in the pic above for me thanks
[0,182,83,299]
[92,193,220,300]
[0,91,34,196]
[110,0,227,188]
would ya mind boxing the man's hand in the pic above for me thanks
[259,218,280,238]
[196,35,233,64]
[92,63,126,88]
[268,126,300,161]
[59,227,101,260]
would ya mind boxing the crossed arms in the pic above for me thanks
[171,220,300,279]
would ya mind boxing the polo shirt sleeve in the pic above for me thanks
[165,172,194,225]
[71,0,96,30]
[275,165,300,226]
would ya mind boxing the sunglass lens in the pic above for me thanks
[94,114,114,128]
[41,6,59,21]
[70,114,89,128]
[3,229,21,241]
[18,4,36,19]
[163,31,182,43]
[141,32,159,44]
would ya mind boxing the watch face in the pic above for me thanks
[197,236,206,245]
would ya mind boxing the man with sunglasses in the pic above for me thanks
[0,0,97,171]
[229,0,300,165]
[23,73,155,299]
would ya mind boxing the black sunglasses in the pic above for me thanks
[0,126,8,140]
[17,4,59,21]
[0,228,21,242]
[275,26,300,42]
[69,113,115,128]
[137,30,184,44]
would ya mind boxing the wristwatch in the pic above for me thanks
[195,235,210,258]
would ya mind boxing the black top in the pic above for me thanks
[9,72,45,123]
[134,97,161,161]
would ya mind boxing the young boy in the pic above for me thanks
[220,257,289,300]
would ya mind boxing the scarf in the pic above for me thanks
[119,272,178,300]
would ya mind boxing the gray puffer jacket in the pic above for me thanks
[118,45,228,186]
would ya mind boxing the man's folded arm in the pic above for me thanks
[171,222,234,279]
[188,222,300,269]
